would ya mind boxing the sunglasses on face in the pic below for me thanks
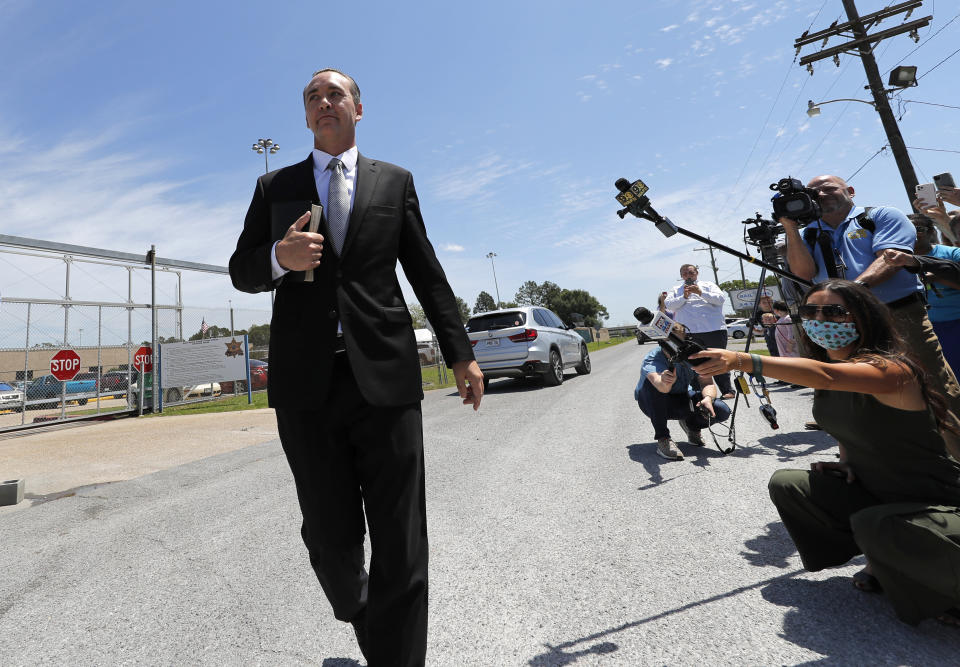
[797,304,851,319]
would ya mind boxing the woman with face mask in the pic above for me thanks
[690,279,960,627]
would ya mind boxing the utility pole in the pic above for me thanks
[694,238,720,285]
[795,0,931,203]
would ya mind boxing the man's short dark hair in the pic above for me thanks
[679,263,697,275]
[304,68,361,105]
[773,301,788,312]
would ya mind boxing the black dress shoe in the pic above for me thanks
[350,608,370,660]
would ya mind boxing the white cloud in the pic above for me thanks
[441,243,464,252]
[426,153,534,204]
[655,58,673,69]
[0,130,245,267]
[577,91,592,102]
[661,24,679,32]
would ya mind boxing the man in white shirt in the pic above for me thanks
[664,264,734,397]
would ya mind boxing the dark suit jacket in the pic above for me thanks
[229,153,474,409]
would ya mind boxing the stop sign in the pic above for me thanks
[50,349,81,381]
[133,346,153,373]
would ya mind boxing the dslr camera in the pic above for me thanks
[769,177,822,225]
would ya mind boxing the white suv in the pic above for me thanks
[465,306,591,387]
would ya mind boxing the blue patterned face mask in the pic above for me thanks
[801,319,859,350]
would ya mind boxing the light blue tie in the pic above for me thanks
[326,157,349,254]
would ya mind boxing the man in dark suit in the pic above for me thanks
[229,68,483,666]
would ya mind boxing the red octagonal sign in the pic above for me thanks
[50,349,82,381]
[134,346,153,373]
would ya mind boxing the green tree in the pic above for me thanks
[474,291,496,314]
[407,303,427,329]
[718,276,778,292]
[497,301,518,309]
[248,323,271,347]
[514,280,561,307]
[455,297,471,324]
[550,289,609,327]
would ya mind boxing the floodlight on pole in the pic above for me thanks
[252,138,280,173]
[485,252,501,306]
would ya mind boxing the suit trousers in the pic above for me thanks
[275,353,428,667]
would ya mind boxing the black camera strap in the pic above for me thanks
[803,208,875,279]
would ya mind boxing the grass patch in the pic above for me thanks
[421,365,458,391]
[134,337,638,416]
[144,392,269,417]
[587,335,635,353]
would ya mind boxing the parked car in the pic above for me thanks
[129,381,193,406]
[187,382,221,398]
[99,371,131,398]
[0,382,25,412]
[25,373,98,408]
[726,318,765,339]
[415,329,438,365]
[465,306,590,387]
[221,359,268,394]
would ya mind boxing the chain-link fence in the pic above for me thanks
[0,235,272,432]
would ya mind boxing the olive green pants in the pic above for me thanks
[769,468,960,624]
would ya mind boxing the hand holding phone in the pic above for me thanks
[916,183,939,209]
[934,173,956,190]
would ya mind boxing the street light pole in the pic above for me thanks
[251,138,280,174]
[486,252,501,305]
[252,139,280,309]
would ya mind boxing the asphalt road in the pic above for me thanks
[2,341,960,665]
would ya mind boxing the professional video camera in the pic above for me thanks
[633,307,707,367]
[769,177,822,225]
[743,213,783,247]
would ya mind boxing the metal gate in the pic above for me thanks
[0,234,271,432]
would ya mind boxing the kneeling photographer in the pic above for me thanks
[634,323,731,461]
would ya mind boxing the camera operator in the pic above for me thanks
[885,215,960,376]
[779,174,960,422]
[634,324,731,461]
[664,264,735,399]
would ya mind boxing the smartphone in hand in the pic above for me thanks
[916,182,938,208]
[934,173,956,190]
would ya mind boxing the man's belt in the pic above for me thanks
[886,291,924,310]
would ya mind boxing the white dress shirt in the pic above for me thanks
[270,146,359,279]
[663,280,726,333]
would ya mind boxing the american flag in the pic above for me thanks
[201,318,208,336]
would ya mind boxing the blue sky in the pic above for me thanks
[1,0,958,327]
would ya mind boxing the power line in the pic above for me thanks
[846,145,887,181]
[885,10,960,79]
[906,146,960,154]
[719,61,797,218]
[917,45,960,80]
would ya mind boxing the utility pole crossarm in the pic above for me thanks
[795,0,923,204]
[794,0,923,48]
[798,16,931,67]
